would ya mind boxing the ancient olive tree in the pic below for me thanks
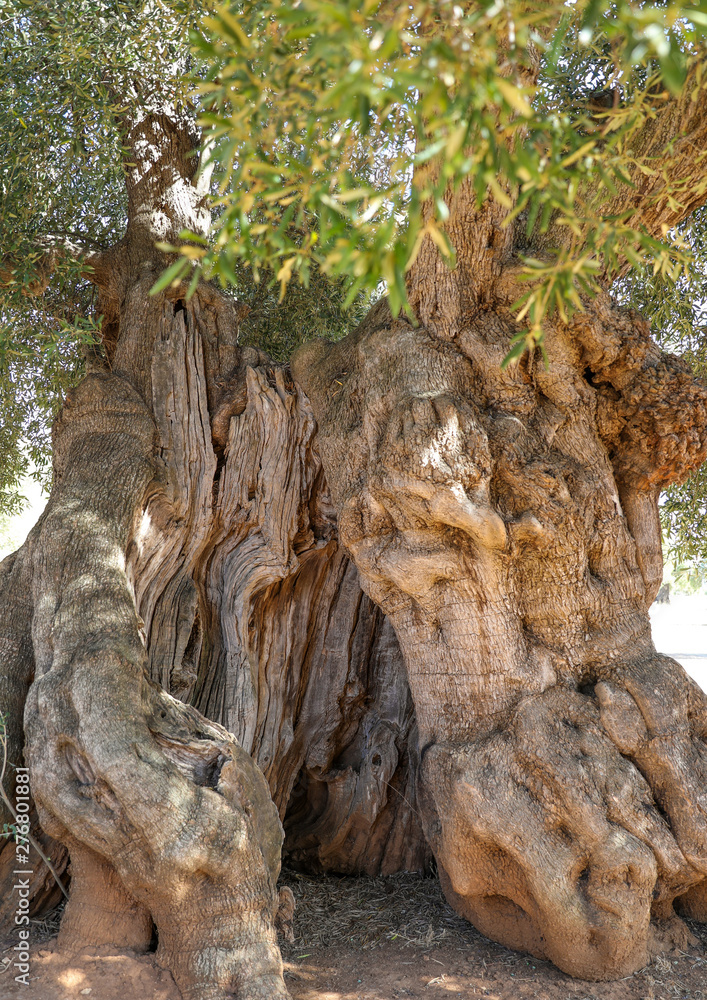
[3,1,707,997]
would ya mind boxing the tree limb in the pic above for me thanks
[591,53,707,247]
[0,239,121,297]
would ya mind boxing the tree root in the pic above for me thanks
[418,682,706,979]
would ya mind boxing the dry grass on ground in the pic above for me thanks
[279,869,471,952]
[1,869,705,999]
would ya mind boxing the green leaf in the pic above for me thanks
[659,54,687,95]
[501,334,530,369]
[150,258,190,295]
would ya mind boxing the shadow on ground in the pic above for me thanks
[2,870,705,1000]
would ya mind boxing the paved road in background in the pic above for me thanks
[650,594,707,693]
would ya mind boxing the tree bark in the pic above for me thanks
[4,56,707,994]
[289,71,707,979]
[291,58,707,967]
[0,336,293,999]
[0,106,427,998]
[292,262,707,980]
[0,109,291,999]
[126,299,427,879]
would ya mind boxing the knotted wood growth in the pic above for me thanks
[292,292,707,980]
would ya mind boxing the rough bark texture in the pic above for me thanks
[0,110,291,1000]
[4,56,707,994]
[291,281,707,979]
[126,299,427,878]
[0,272,428,990]
[0,105,429,999]
[281,60,707,977]
[8,365,290,999]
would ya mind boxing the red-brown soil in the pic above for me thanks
[2,871,705,999]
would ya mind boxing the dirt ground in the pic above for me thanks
[2,871,706,1000]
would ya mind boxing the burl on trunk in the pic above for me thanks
[293,255,707,979]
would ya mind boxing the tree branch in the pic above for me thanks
[592,54,707,246]
[121,106,211,248]
[0,239,121,297]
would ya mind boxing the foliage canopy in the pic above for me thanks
[2,0,707,563]
[0,0,197,505]
[0,0,364,510]
[196,0,707,331]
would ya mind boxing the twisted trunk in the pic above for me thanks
[0,107,426,998]
[291,185,707,978]
[4,52,707,994]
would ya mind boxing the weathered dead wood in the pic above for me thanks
[126,298,427,877]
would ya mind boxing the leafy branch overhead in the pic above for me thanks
[193,0,707,334]
[4,0,707,559]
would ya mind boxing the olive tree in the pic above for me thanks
[3,2,707,996]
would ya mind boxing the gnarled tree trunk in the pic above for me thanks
[3,61,707,997]
[0,112,293,1000]
[291,204,707,979]
[0,107,427,998]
